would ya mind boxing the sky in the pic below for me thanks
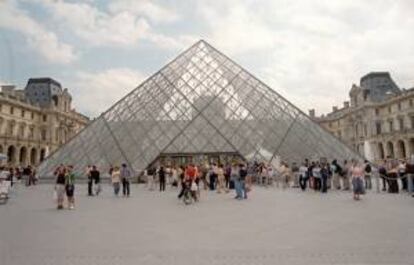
[0,0,413,118]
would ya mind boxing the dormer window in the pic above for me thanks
[52,95,58,106]
[363,90,369,101]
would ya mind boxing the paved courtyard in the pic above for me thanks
[1,184,413,265]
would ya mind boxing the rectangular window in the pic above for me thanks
[389,120,393,132]
[376,122,382,135]
[399,118,404,131]
[388,106,392,114]
[21,110,25,118]
[31,112,34,120]
[10,106,14,115]
[41,129,47,141]
[29,128,34,139]
[375,108,379,116]
[43,115,47,122]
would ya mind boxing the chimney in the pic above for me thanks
[308,109,315,118]
[332,106,338,112]
[343,101,350,108]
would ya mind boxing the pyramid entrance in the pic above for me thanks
[154,152,243,168]
[38,40,362,177]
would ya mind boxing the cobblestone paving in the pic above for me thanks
[1,184,413,265]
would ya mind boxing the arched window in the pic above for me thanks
[40,148,46,162]
[30,148,37,165]
[7,146,16,164]
[19,146,27,164]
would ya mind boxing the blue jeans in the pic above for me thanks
[234,179,242,198]
[235,179,246,199]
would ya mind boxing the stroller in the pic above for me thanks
[0,176,10,204]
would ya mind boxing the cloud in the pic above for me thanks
[36,0,188,49]
[197,1,276,54]
[193,0,414,115]
[108,0,179,23]
[69,68,145,117]
[0,1,76,64]
[37,0,150,47]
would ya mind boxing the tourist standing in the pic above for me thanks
[299,162,308,191]
[342,160,351,190]
[233,164,242,199]
[259,163,268,186]
[23,165,32,186]
[216,164,226,193]
[171,166,178,188]
[351,161,365,200]
[86,165,93,196]
[239,164,248,199]
[291,162,299,188]
[177,165,187,199]
[120,163,131,197]
[386,158,399,193]
[199,163,209,190]
[54,166,66,210]
[111,166,121,196]
[91,165,101,196]
[159,166,166,192]
[364,160,372,190]
[398,160,407,191]
[147,165,156,191]
[320,163,329,193]
[378,160,388,191]
[312,162,321,191]
[331,160,342,190]
[209,163,217,190]
[225,164,231,189]
[65,166,76,209]
[89,166,100,196]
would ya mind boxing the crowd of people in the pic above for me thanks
[0,165,37,187]
[144,162,251,201]
[50,157,414,210]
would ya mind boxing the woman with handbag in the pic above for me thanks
[65,165,76,210]
[54,166,66,210]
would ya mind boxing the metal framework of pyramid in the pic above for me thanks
[38,40,362,177]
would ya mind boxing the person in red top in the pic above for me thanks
[178,164,198,201]
[186,164,196,181]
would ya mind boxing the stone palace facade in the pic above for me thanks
[312,72,414,162]
[0,78,89,167]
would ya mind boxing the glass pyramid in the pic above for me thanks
[38,40,361,177]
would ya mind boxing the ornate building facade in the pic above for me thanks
[0,78,89,167]
[312,72,414,162]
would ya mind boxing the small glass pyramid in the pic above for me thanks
[38,40,361,177]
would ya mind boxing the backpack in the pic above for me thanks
[365,164,372,173]
[147,167,155,176]
[336,164,343,175]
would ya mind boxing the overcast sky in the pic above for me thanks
[1,0,413,118]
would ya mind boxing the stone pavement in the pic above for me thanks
[1,184,413,265]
